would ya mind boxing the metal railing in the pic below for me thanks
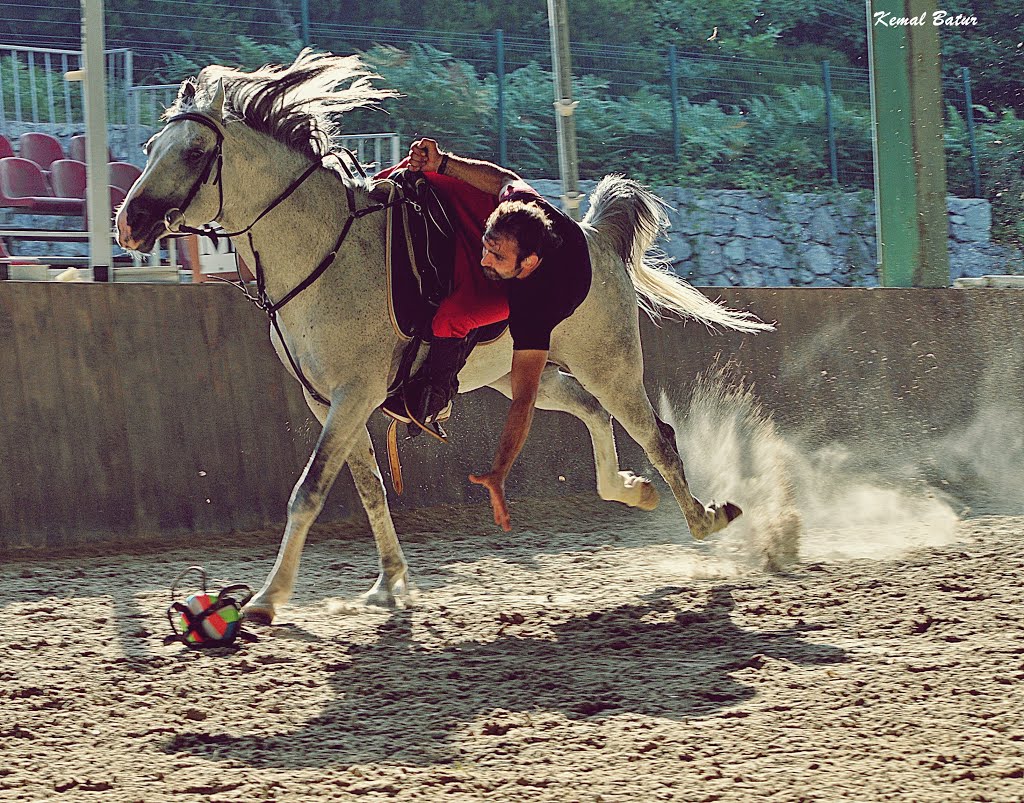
[335,133,401,173]
[124,84,401,173]
[0,44,132,129]
[0,38,986,197]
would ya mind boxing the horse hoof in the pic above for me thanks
[243,604,276,625]
[358,588,397,609]
[359,572,414,610]
[614,471,660,511]
[723,501,743,523]
[635,478,660,511]
[691,501,743,541]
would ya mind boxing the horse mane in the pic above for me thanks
[167,49,397,161]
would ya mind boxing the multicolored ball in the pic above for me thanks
[178,592,242,645]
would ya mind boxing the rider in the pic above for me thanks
[385,138,592,531]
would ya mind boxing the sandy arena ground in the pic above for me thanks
[1,495,1022,803]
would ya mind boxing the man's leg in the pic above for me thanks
[405,334,477,423]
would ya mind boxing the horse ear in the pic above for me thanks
[176,77,197,106]
[209,78,226,120]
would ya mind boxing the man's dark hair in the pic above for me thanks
[484,200,561,260]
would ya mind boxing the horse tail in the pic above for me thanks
[583,175,774,333]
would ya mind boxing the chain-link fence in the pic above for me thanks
[0,26,986,197]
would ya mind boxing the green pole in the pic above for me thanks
[496,30,507,166]
[962,67,981,198]
[668,45,681,162]
[868,0,950,287]
[822,61,838,184]
[301,0,310,47]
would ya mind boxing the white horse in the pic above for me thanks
[115,51,772,623]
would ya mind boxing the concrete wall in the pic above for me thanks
[1,283,1021,552]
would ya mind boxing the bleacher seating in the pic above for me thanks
[49,158,126,223]
[0,136,13,159]
[109,162,142,194]
[0,157,83,215]
[19,132,65,172]
[69,135,115,164]
[49,160,87,199]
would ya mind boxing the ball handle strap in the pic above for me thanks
[217,583,254,609]
[170,565,208,601]
[167,601,209,647]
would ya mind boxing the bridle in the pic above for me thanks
[161,111,324,243]
[156,111,414,406]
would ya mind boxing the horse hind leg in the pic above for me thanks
[574,365,741,540]
[489,366,659,510]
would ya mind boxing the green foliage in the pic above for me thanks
[936,0,1024,111]
[350,44,496,158]
[155,36,303,83]
[500,63,676,177]
[0,58,82,126]
[4,0,1022,250]
[742,85,872,191]
[946,105,1024,249]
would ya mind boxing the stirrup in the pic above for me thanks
[380,394,451,428]
[383,396,450,497]
[404,395,450,443]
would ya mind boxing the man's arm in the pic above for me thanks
[408,137,520,198]
[469,349,548,531]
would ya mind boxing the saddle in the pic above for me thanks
[376,167,509,344]
[372,169,507,492]
[378,168,457,341]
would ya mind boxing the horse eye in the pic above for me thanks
[184,147,206,162]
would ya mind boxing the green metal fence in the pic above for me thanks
[0,29,984,198]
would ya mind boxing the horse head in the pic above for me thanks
[115,77,228,253]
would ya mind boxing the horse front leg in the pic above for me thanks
[245,388,374,624]
[346,425,411,607]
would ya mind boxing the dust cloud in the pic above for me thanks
[659,365,962,570]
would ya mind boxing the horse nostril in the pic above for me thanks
[125,198,145,232]
[125,194,163,234]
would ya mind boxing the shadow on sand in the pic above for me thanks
[164,586,846,767]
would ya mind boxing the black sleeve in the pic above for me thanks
[510,313,556,351]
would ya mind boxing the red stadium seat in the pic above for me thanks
[69,135,115,164]
[109,184,126,209]
[69,135,86,163]
[50,159,87,199]
[19,132,65,171]
[108,161,142,194]
[0,135,13,159]
[0,157,83,215]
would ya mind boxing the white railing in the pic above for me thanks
[0,44,133,129]
[335,133,401,173]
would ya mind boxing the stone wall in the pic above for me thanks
[531,180,1023,287]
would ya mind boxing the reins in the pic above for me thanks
[159,111,416,407]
